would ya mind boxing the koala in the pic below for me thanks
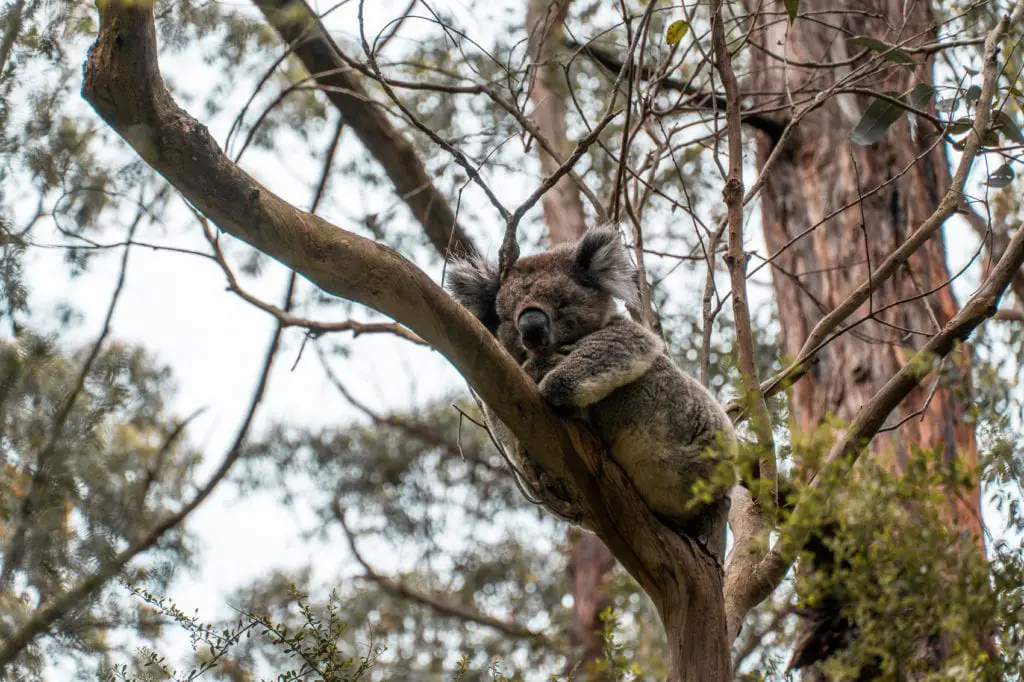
[447,227,735,560]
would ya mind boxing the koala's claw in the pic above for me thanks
[538,373,576,408]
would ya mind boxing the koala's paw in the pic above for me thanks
[538,372,577,409]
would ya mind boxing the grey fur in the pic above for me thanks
[447,228,734,559]
[447,258,500,331]
[573,228,639,306]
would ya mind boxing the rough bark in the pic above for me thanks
[741,0,987,675]
[252,0,477,258]
[81,4,732,680]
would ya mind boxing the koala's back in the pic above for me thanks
[589,354,734,543]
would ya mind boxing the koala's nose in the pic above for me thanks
[517,308,551,350]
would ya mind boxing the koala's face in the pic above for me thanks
[493,250,612,359]
[447,228,638,363]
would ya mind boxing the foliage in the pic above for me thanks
[0,331,203,678]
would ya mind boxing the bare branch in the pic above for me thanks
[253,0,477,258]
[567,38,786,141]
[497,2,659,274]
[526,0,588,244]
[711,0,776,644]
[333,502,559,647]
[994,307,1024,324]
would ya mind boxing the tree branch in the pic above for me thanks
[526,0,588,244]
[334,501,558,647]
[79,1,717,623]
[252,0,477,258]
[566,38,786,142]
[711,0,777,645]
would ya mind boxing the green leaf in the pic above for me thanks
[965,84,982,104]
[850,92,906,146]
[946,118,974,136]
[666,20,689,45]
[936,97,958,112]
[906,83,936,111]
[992,111,1024,144]
[985,164,1015,188]
[784,0,800,22]
[847,36,916,67]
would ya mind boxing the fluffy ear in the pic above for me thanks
[573,227,638,305]
[446,257,500,332]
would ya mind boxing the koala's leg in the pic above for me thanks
[538,318,663,408]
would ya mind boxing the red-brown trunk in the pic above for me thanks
[741,0,986,675]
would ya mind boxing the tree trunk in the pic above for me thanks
[564,528,615,677]
[655,539,732,681]
[741,0,985,675]
[527,0,589,244]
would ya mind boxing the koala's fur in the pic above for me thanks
[447,227,735,559]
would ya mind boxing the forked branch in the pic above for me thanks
[80,11,728,678]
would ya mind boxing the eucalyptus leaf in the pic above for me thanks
[666,20,689,45]
[851,92,906,146]
[784,0,800,22]
[985,164,1015,188]
[907,83,936,111]
[965,85,982,104]
[946,118,974,136]
[992,111,1024,144]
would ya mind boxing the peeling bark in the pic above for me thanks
[740,0,988,674]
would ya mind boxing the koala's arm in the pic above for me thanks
[537,317,663,408]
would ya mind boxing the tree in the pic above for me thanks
[2,0,1024,680]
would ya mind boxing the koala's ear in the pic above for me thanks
[573,227,639,305]
[446,257,501,331]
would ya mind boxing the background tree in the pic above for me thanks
[0,0,1022,681]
